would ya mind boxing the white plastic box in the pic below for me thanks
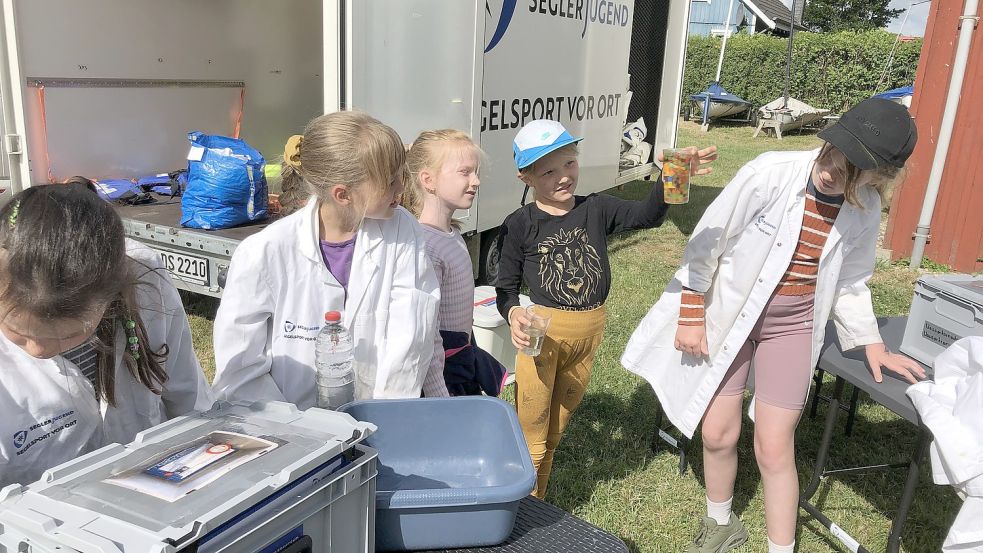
[901,274,983,367]
[472,286,530,385]
[0,401,377,553]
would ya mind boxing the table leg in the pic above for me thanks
[651,402,665,453]
[886,428,932,553]
[845,386,861,437]
[802,377,845,500]
[651,394,690,475]
[678,436,690,476]
[800,501,871,553]
[809,368,825,419]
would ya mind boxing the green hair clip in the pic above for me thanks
[125,318,140,360]
[7,200,20,228]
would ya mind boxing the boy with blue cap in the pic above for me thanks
[495,119,716,497]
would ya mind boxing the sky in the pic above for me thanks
[885,0,931,36]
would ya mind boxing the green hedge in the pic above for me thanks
[682,30,922,114]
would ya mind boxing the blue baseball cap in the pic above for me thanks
[513,120,583,170]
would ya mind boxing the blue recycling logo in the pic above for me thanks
[13,430,27,449]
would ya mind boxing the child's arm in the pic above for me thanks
[422,330,449,396]
[674,290,709,357]
[154,267,215,416]
[212,243,288,403]
[598,146,719,235]
[127,243,214,415]
[494,215,531,349]
[595,174,669,234]
[671,160,767,356]
[832,204,924,383]
[421,249,449,397]
[495,215,525,320]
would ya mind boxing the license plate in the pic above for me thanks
[158,251,209,286]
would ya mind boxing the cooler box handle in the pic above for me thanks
[935,290,982,327]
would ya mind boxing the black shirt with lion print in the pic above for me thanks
[495,182,667,319]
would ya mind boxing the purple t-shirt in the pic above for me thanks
[319,237,357,290]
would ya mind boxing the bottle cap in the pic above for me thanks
[325,311,341,323]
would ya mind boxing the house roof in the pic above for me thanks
[743,0,808,32]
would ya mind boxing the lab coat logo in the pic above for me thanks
[755,215,777,236]
[484,0,517,53]
[284,321,296,333]
[13,430,28,449]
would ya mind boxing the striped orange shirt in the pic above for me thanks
[678,179,843,325]
[778,184,843,295]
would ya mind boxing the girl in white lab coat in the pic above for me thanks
[622,99,925,553]
[0,184,213,487]
[212,111,447,407]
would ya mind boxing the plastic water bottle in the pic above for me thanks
[314,311,355,410]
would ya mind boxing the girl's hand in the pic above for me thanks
[675,323,709,358]
[864,343,926,384]
[658,145,719,177]
[509,307,531,349]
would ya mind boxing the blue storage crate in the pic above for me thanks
[340,396,535,551]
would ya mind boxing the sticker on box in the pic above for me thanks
[106,430,278,502]
[144,441,238,482]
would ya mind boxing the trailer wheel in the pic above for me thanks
[478,228,501,286]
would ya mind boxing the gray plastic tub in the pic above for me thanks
[340,396,535,551]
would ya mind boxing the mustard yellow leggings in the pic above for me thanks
[515,305,606,498]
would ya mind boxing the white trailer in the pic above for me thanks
[0,0,690,296]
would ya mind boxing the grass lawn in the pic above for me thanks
[181,119,960,552]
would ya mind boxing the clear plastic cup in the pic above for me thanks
[521,305,552,357]
[662,148,693,205]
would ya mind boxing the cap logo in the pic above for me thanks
[857,116,881,136]
[541,131,552,140]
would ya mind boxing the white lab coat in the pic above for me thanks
[212,198,444,408]
[906,337,983,552]
[0,240,214,488]
[622,149,882,437]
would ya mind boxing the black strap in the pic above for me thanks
[520,185,530,206]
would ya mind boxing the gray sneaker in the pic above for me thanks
[684,514,748,553]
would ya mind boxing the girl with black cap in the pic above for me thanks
[622,98,924,553]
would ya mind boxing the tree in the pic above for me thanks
[803,0,906,33]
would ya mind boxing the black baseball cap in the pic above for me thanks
[817,98,918,171]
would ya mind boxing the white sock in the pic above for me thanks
[768,537,795,553]
[706,495,732,526]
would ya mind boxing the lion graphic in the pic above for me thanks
[537,228,603,305]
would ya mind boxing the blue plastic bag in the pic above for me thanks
[181,132,267,230]
[137,171,187,197]
[93,179,153,205]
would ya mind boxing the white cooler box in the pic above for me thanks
[901,274,983,368]
[0,401,377,553]
[473,286,531,385]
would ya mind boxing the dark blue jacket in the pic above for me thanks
[440,330,507,397]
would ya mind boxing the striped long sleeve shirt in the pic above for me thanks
[679,178,844,326]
